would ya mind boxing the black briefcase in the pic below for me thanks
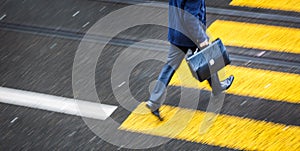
[186,38,231,82]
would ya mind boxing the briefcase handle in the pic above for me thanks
[196,38,221,53]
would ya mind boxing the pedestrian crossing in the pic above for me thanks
[170,62,300,104]
[230,0,300,12]
[207,20,300,54]
[120,1,300,150]
[119,103,300,151]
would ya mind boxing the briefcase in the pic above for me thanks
[186,38,231,82]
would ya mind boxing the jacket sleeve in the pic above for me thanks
[182,1,208,45]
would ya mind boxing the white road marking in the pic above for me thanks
[10,117,18,123]
[118,81,126,87]
[99,6,106,12]
[256,51,266,57]
[240,101,247,106]
[50,43,57,49]
[0,14,7,21]
[0,87,117,120]
[72,11,80,17]
[82,22,90,28]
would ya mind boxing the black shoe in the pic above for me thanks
[220,75,234,90]
[208,75,234,95]
[151,109,163,121]
[146,101,163,121]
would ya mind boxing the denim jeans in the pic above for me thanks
[149,44,197,105]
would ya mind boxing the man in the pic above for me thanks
[146,0,234,120]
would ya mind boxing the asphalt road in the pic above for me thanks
[0,0,299,150]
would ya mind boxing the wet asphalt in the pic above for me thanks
[0,0,299,150]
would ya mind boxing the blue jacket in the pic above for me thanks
[168,0,208,47]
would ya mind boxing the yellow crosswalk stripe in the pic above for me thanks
[207,20,300,54]
[169,60,300,104]
[119,103,300,151]
[230,0,300,12]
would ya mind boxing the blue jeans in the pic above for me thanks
[149,44,197,105]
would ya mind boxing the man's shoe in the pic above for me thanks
[151,109,163,121]
[220,75,234,90]
[146,101,163,121]
[209,75,234,95]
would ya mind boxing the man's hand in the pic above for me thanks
[199,39,209,48]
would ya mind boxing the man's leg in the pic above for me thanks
[146,44,188,120]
